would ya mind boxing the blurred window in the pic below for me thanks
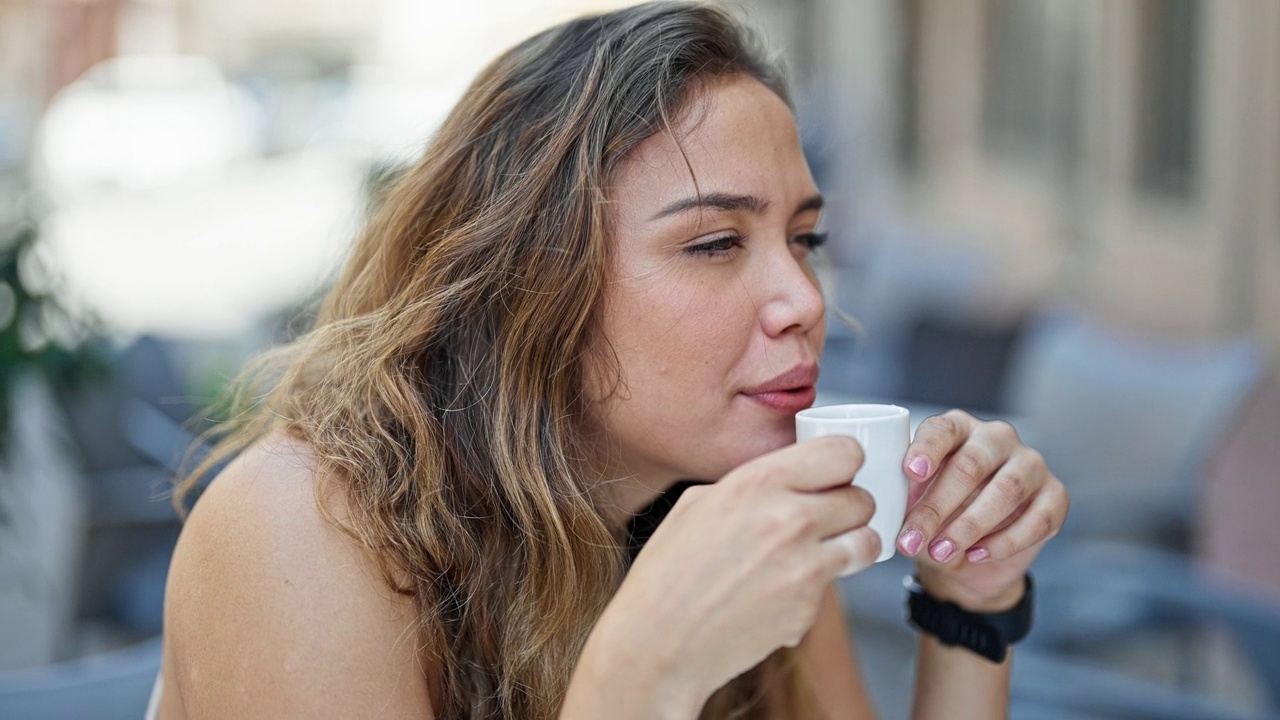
[895,0,923,172]
[983,0,1050,161]
[981,0,1083,176]
[1135,0,1200,199]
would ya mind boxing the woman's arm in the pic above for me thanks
[796,586,877,720]
[907,575,1024,720]
[162,433,436,719]
[560,606,708,719]
[565,584,882,720]
[799,579,1026,720]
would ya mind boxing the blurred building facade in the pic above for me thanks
[1,1,115,172]
[6,0,1276,354]
[743,0,1280,355]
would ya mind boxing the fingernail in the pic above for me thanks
[908,455,930,478]
[898,529,924,556]
[929,538,955,563]
[966,547,990,563]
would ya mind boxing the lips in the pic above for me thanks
[742,364,819,414]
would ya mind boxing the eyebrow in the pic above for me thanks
[648,192,824,221]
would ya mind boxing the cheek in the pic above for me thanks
[617,282,750,378]
[588,282,749,429]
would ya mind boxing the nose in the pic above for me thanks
[757,247,825,338]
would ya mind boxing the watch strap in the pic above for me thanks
[905,573,1033,663]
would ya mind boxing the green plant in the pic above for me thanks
[0,218,111,459]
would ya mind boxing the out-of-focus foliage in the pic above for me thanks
[0,219,111,458]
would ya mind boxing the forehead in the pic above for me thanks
[609,75,814,225]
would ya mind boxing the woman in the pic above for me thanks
[155,2,1068,718]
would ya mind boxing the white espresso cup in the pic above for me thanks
[795,404,910,563]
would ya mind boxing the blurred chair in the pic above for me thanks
[1011,645,1280,720]
[0,372,88,669]
[1001,308,1264,550]
[899,312,1025,415]
[841,541,1280,719]
[840,549,1280,719]
[841,310,1276,717]
[1198,369,1280,602]
[818,228,997,402]
[1029,538,1280,716]
[996,310,1279,714]
[0,634,161,720]
[1024,368,1280,712]
[60,336,196,637]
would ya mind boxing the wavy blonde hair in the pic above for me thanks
[176,3,819,717]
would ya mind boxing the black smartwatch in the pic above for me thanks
[904,574,1033,663]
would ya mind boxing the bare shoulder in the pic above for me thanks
[160,431,435,718]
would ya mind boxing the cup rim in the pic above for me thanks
[795,403,909,422]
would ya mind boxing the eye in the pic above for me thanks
[685,234,745,258]
[790,231,828,251]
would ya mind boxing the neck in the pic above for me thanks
[603,472,684,517]
[582,431,687,517]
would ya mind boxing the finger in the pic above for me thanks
[822,526,882,578]
[924,448,1047,564]
[907,474,929,510]
[962,477,1069,564]
[897,425,1015,559]
[738,435,865,492]
[801,484,876,540]
[902,411,977,482]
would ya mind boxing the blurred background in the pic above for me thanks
[0,0,1277,718]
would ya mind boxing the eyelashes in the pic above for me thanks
[685,231,828,258]
[793,231,828,250]
[686,234,745,257]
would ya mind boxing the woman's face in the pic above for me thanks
[587,74,827,496]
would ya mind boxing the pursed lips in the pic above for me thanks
[741,364,819,414]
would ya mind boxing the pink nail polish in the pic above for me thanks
[908,455,930,478]
[929,539,955,563]
[898,529,924,555]
[966,547,990,563]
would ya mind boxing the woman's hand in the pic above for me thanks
[894,410,1069,611]
[570,436,881,714]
